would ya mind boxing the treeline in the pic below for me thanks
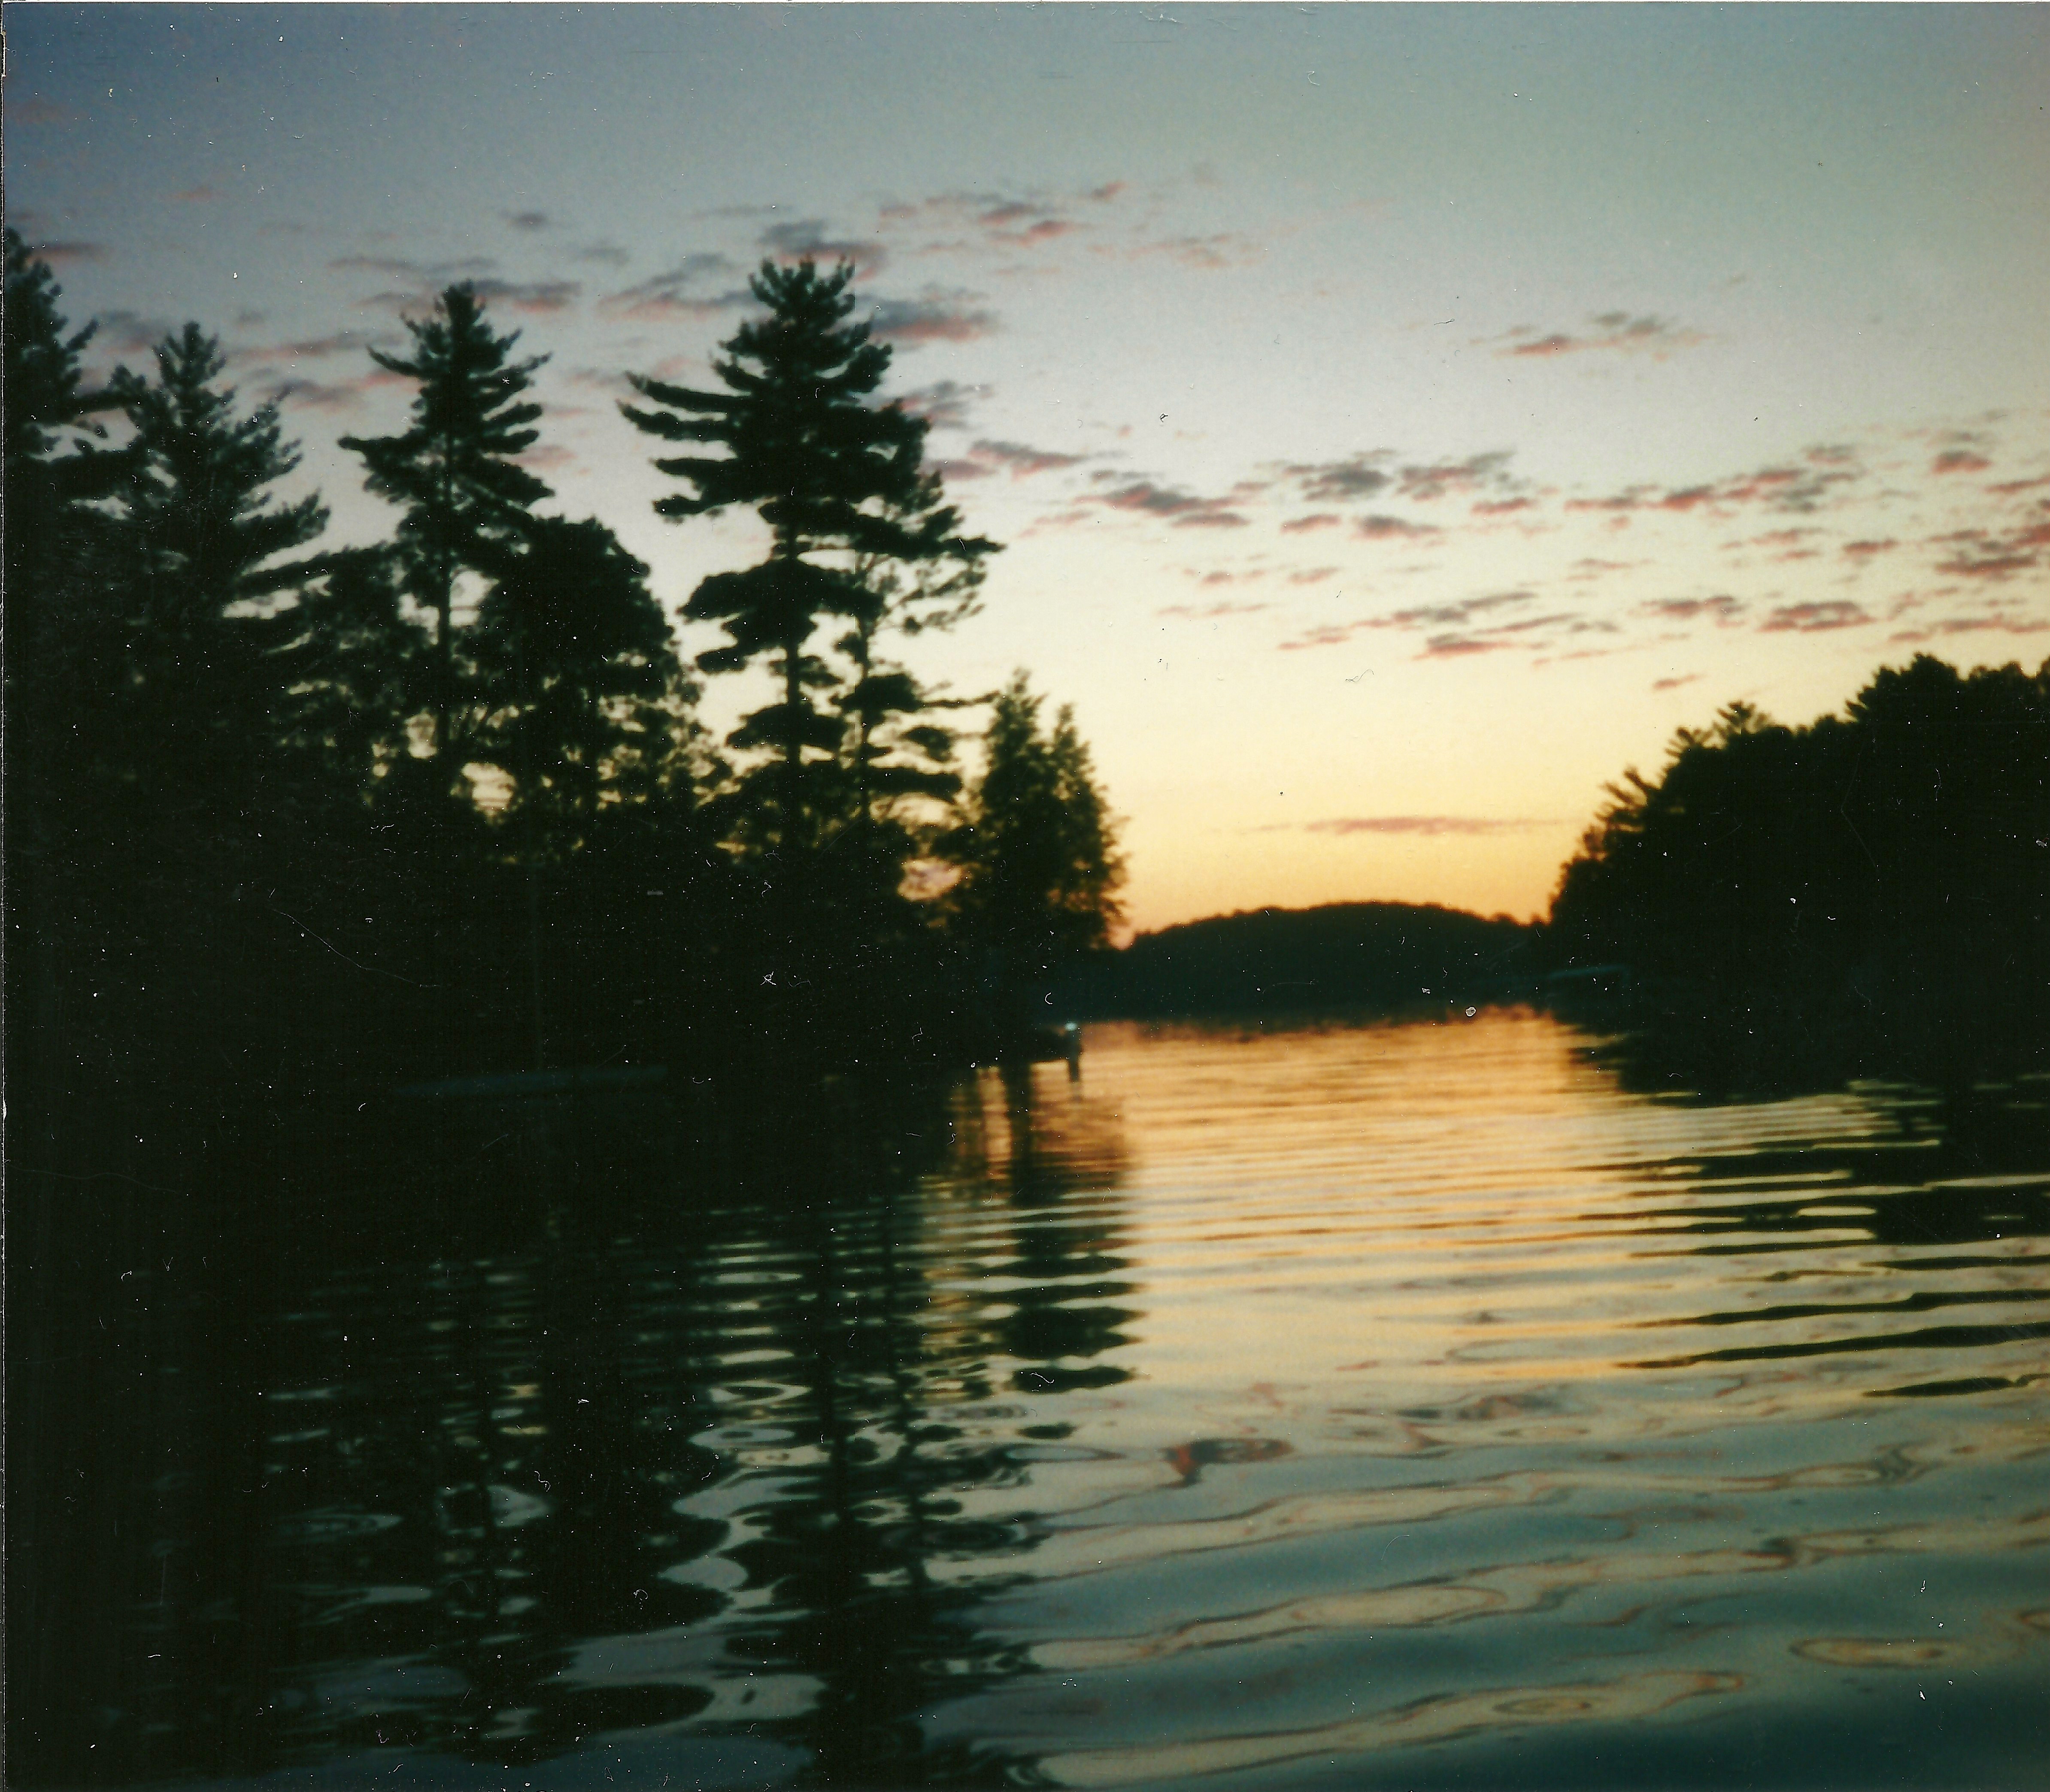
[1547,655,2050,1076]
[1082,902,1537,1018]
[4,239,1124,1172]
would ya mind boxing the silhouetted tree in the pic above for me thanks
[108,324,329,818]
[4,230,135,824]
[264,545,431,811]
[837,470,991,835]
[1548,654,2050,1066]
[340,285,549,762]
[621,260,995,851]
[943,675,1124,1034]
[470,515,696,853]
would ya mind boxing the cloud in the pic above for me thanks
[505,210,552,232]
[173,185,220,203]
[1278,622,1370,651]
[1641,595,1746,625]
[1573,453,1864,520]
[92,309,176,354]
[1383,591,1538,630]
[1758,599,1875,633]
[1842,538,1898,560]
[1280,512,1343,534]
[263,375,371,412]
[1095,479,1248,528]
[1278,452,1393,503]
[1285,566,1342,585]
[573,241,631,267]
[867,290,999,345]
[968,438,1087,477]
[331,253,499,281]
[1932,448,1992,475]
[893,378,989,429]
[1158,600,1271,619]
[233,330,378,365]
[760,218,888,275]
[1354,514,1440,540]
[1652,674,1704,692]
[29,240,107,265]
[468,278,580,314]
[1127,232,1267,270]
[1495,312,1707,360]
[600,255,747,319]
[1931,520,2050,580]
[1419,635,1519,659]
[514,442,577,471]
[1305,815,1556,836]
[1892,610,2050,642]
[1394,451,1518,502]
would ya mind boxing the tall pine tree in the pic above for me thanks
[621,259,995,851]
[110,324,329,816]
[340,284,550,763]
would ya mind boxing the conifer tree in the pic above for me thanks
[837,470,991,834]
[110,325,329,810]
[470,515,694,851]
[340,285,550,760]
[3,230,133,816]
[621,259,995,847]
[944,674,1125,1015]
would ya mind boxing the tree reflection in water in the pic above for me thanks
[19,1070,1134,1786]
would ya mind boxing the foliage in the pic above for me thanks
[469,515,699,851]
[622,259,995,846]
[106,326,331,814]
[340,284,551,755]
[1548,654,2050,1053]
[943,673,1125,991]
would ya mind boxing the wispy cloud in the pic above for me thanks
[1758,599,1875,633]
[600,255,746,320]
[893,378,990,430]
[761,218,888,275]
[1095,478,1249,528]
[1276,452,1393,503]
[1641,595,1747,625]
[965,438,1087,477]
[1393,451,1519,502]
[867,289,998,345]
[1304,814,1559,836]
[1355,515,1440,541]
[505,210,552,232]
[1493,311,1707,360]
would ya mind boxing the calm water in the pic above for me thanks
[17,1010,2050,1787]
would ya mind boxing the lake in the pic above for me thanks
[14,1009,2049,1787]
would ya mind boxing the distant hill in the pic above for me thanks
[1082,901,1540,1019]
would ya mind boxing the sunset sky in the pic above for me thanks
[11,4,2050,932]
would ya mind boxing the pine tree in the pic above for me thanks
[340,284,550,761]
[621,259,995,848]
[3,230,134,817]
[470,515,694,853]
[110,325,329,811]
[837,470,991,835]
[944,674,1125,1023]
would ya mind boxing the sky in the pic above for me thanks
[9,4,2050,933]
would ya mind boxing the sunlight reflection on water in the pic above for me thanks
[96,1010,2050,1788]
